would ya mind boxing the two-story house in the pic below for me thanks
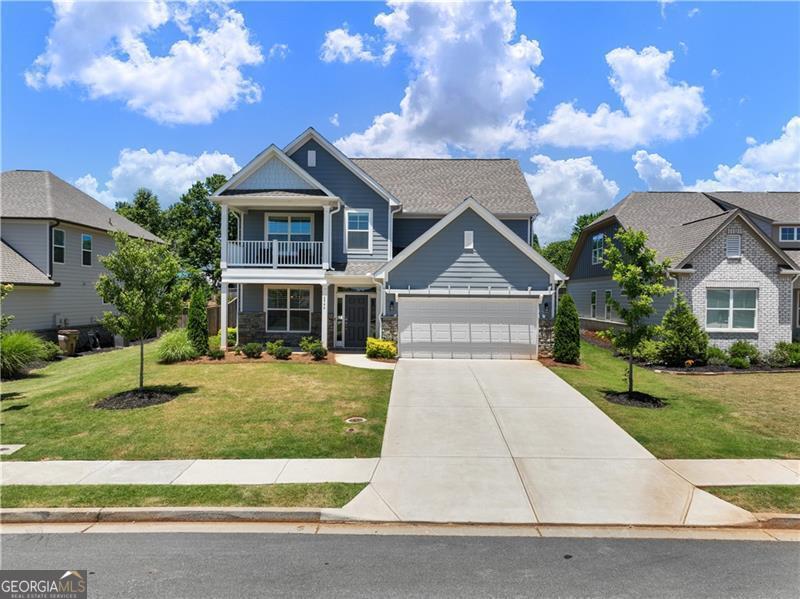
[214,128,565,359]
[0,170,161,344]
[566,191,800,353]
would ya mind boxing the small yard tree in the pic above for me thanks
[553,294,580,364]
[187,287,209,355]
[603,229,671,396]
[658,293,708,366]
[97,233,184,392]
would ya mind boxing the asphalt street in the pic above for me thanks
[2,532,798,598]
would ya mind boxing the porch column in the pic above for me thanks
[220,284,228,350]
[322,205,330,270]
[220,204,229,268]
[320,283,329,348]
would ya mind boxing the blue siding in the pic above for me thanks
[387,209,551,291]
[569,222,620,279]
[241,284,263,312]
[290,140,389,263]
[394,217,529,251]
[567,278,676,326]
[242,210,323,242]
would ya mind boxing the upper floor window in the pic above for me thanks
[81,233,92,267]
[591,234,604,265]
[52,228,65,264]
[779,226,800,241]
[345,209,372,253]
[706,288,757,331]
[725,234,742,258]
[267,214,313,243]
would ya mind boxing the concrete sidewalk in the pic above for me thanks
[664,459,799,486]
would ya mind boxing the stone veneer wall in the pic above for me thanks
[537,318,554,358]
[677,219,794,353]
[237,311,322,347]
[380,316,398,342]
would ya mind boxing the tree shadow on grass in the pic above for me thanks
[94,384,199,410]
[1,404,29,413]
[1,392,23,402]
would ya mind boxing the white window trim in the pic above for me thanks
[264,213,316,243]
[725,234,742,259]
[263,285,314,333]
[704,287,758,333]
[344,208,373,255]
[52,228,65,264]
[591,234,604,265]
[604,289,612,320]
[779,226,800,242]
[590,290,597,319]
[81,233,92,267]
[796,290,800,328]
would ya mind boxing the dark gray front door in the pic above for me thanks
[345,295,369,347]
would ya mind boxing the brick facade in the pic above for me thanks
[676,218,794,353]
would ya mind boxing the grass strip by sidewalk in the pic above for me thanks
[707,486,800,514]
[547,341,800,459]
[0,483,366,509]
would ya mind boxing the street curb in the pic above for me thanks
[2,507,799,528]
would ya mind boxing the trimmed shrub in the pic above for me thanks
[308,342,328,360]
[273,345,292,360]
[299,336,319,352]
[0,331,47,378]
[187,288,208,355]
[266,339,284,356]
[366,337,397,359]
[658,294,708,366]
[634,338,663,365]
[207,348,225,360]
[727,355,750,369]
[242,343,263,359]
[706,346,728,361]
[208,334,221,352]
[729,340,760,364]
[764,347,790,368]
[775,342,800,367]
[157,328,198,364]
[224,327,237,346]
[553,294,580,364]
[41,340,62,361]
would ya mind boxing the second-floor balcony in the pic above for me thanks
[226,240,324,268]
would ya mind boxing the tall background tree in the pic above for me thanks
[603,228,671,397]
[97,233,184,392]
[115,188,164,238]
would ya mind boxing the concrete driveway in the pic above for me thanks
[336,359,755,526]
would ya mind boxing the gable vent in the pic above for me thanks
[725,234,742,258]
[307,150,316,167]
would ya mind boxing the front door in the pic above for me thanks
[344,295,369,347]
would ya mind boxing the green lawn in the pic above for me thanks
[0,344,392,461]
[0,483,364,508]
[708,486,800,514]
[547,342,800,459]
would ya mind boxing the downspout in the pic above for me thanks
[388,205,402,259]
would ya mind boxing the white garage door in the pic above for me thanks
[398,297,539,359]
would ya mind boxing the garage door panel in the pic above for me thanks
[398,297,538,359]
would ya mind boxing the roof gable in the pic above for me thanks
[375,196,566,281]
[1,240,54,286]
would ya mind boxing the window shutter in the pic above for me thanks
[725,234,741,258]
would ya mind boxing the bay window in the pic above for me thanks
[706,288,757,330]
[266,287,312,332]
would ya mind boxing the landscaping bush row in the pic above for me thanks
[158,330,329,363]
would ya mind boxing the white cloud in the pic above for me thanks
[659,0,674,19]
[678,41,688,55]
[329,113,340,127]
[631,150,684,190]
[268,43,289,61]
[632,116,800,191]
[710,68,720,79]
[26,1,263,125]
[535,46,708,150]
[75,148,240,207]
[320,25,395,65]
[745,136,757,146]
[335,0,544,157]
[525,155,619,243]
[688,8,701,18]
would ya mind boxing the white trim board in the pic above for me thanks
[283,128,401,207]
[374,196,567,282]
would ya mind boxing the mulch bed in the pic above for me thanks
[193,351,332,365]
[605,391,666,409]
[95,389,178,410]
[581,330,613,349]
[538,356,587,369]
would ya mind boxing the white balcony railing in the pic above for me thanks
[225,240,323,268]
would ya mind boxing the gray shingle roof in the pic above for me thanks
[1,240,53,286]
[331,260,384,276]
[352,158,537,216]
[588,191,800,268]
[1,170,161,242]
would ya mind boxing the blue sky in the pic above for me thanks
[2,1,798,242]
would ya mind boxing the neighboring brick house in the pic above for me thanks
[566,192,800,353]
